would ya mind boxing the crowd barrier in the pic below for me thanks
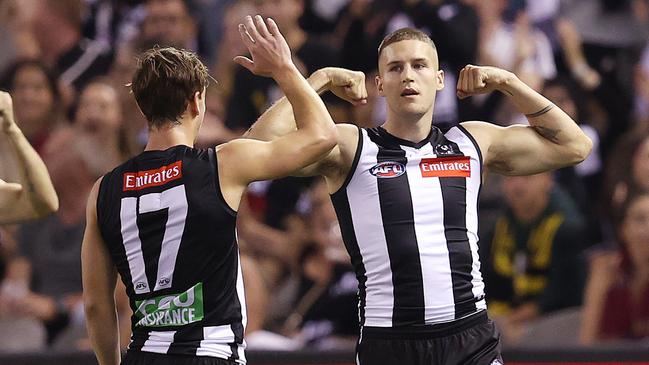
[1,346,649,365]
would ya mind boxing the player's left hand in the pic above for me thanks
[456,65,514,99]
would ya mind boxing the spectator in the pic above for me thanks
[481,172,587,345]
[603,131,649,224]
[581,192,649,344]
[0,0,39,75]
[31,0,113,90]
[140,0,200,56]
[226,0,339,133]
[476,0,556,91]
[0,60,64,153]
[73,79,131,176]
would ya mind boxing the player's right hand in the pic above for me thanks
[321,67,368,106]
[0,91,16,131]
[234,15,294,78]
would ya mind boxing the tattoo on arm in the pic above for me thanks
[525,104,555,118]
[532,125,561,143]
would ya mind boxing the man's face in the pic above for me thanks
[502,173,553,214]
[376,40,444,118]
[143,0,195,48]
[76,83,122,135]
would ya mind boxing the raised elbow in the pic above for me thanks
[30,195,59,220]
[314,124,338,151]
[569,135,593,164]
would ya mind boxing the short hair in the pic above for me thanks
[377,28,437,58]
[131,47,209,128]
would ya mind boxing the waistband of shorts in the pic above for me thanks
[361,310,488,339]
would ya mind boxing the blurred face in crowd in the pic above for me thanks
[376,40,444,119]
[75,82,122,136]
[622,194,649,270]
[632,137,649,191]
[502,172,553,219]
[544,84,577,120]
[256,0,303,30]
[11,65,55,132]
[143,0,196,48]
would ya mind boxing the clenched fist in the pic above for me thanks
[321,67,367,106]
[456,65,514,99]
[0,91,16,131]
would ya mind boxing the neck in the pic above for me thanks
[145,120,196,152]
[382,108,435,142]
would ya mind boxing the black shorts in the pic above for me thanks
[357,311,503,365]
[122,351,238,365]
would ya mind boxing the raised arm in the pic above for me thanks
[216,16,336,209]
[243,67,367,142]
[457,65,593,175]
[0,91,58,223]
[82,178,120,365]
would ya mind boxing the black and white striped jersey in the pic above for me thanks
[331,125,486,328]
[96,146,246,363]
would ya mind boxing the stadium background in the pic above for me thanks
[0,0,648,363]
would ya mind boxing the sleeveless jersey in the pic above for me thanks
[96,145,246,363]
[331,125,487,328]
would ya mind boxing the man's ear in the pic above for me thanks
[375,75,384,96]
[436,70,445,91]
[189,90,202,117]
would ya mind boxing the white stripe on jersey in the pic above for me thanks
[348,129,394,327]
[196,325,245,362]
[140,330,176,353]
[445,128,486,310]
[235,232,248,329]
[401,143,456,323]
[120,197,149,294]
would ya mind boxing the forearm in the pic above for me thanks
[86,302,120,365]
[500,74,592,158]
[2,122,58,218]
[245,69,331,141]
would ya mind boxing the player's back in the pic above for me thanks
[96,145,246,363]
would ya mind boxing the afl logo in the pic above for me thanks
[370,161,406,178]
[135,282,148,290]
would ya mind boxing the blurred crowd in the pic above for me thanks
[0,0,648,354]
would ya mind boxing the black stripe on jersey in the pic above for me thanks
[456,124,483,168]
[136,200,167,291]
[331,189,367,326]
[438,137,477,319]
[369,133,425,326]
[210,148,237,217]
[228,321,244,361]
[167,325,201,355]
[129,332,147,352]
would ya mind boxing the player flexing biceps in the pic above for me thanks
[245,28,591,365]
